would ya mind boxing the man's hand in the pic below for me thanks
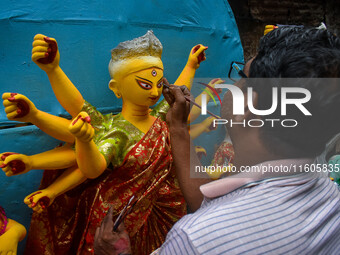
[2,93,38,123]
[163,79,210,212]
[68,112,94,142]
[24,189,55,214]
[162,80,194,130]
[32,34,60,73]
[187,44,208,69]
[0,153,32,176]
[94,207,132,255]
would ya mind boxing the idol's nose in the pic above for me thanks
[150,86,160,97]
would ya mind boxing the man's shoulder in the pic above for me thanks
[161,188,261,254]
[172,187,256,238]
[167,175,340,254]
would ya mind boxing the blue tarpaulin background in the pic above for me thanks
[0,0,243,252]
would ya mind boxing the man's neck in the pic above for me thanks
[232,135,283,169]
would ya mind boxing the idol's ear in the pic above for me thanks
[108,79,121,98]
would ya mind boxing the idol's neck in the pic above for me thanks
[121,100,150,122]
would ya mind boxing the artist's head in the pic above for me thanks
[224,27,340,160]
[108,31,164,107]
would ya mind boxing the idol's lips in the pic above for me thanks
[149,97,158,100]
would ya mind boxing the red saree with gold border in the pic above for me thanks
[24,117,186,255]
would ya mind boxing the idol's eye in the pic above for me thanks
[136,79,152,90]
[157,81,163,88]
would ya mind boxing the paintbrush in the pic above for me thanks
[162,83,221,119]
[113,195,137,231]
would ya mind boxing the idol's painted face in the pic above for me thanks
[118,67,164,107]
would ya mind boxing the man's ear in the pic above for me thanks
[108,79,121,98]
[234,90,258,122]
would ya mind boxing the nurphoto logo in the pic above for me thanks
[200,82,312,128]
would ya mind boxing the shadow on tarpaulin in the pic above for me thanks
[0,0,243,253]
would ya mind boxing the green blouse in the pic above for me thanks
[81,99,169,168]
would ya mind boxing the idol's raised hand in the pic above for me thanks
[2,93,37,123]
[31,34,85,117]
[32,34,60,73]
[69,112,94,142]
[174,44,208,90]
[0,152,31,176]
[187,44,208,69]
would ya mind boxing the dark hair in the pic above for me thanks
[248,27,340,157]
